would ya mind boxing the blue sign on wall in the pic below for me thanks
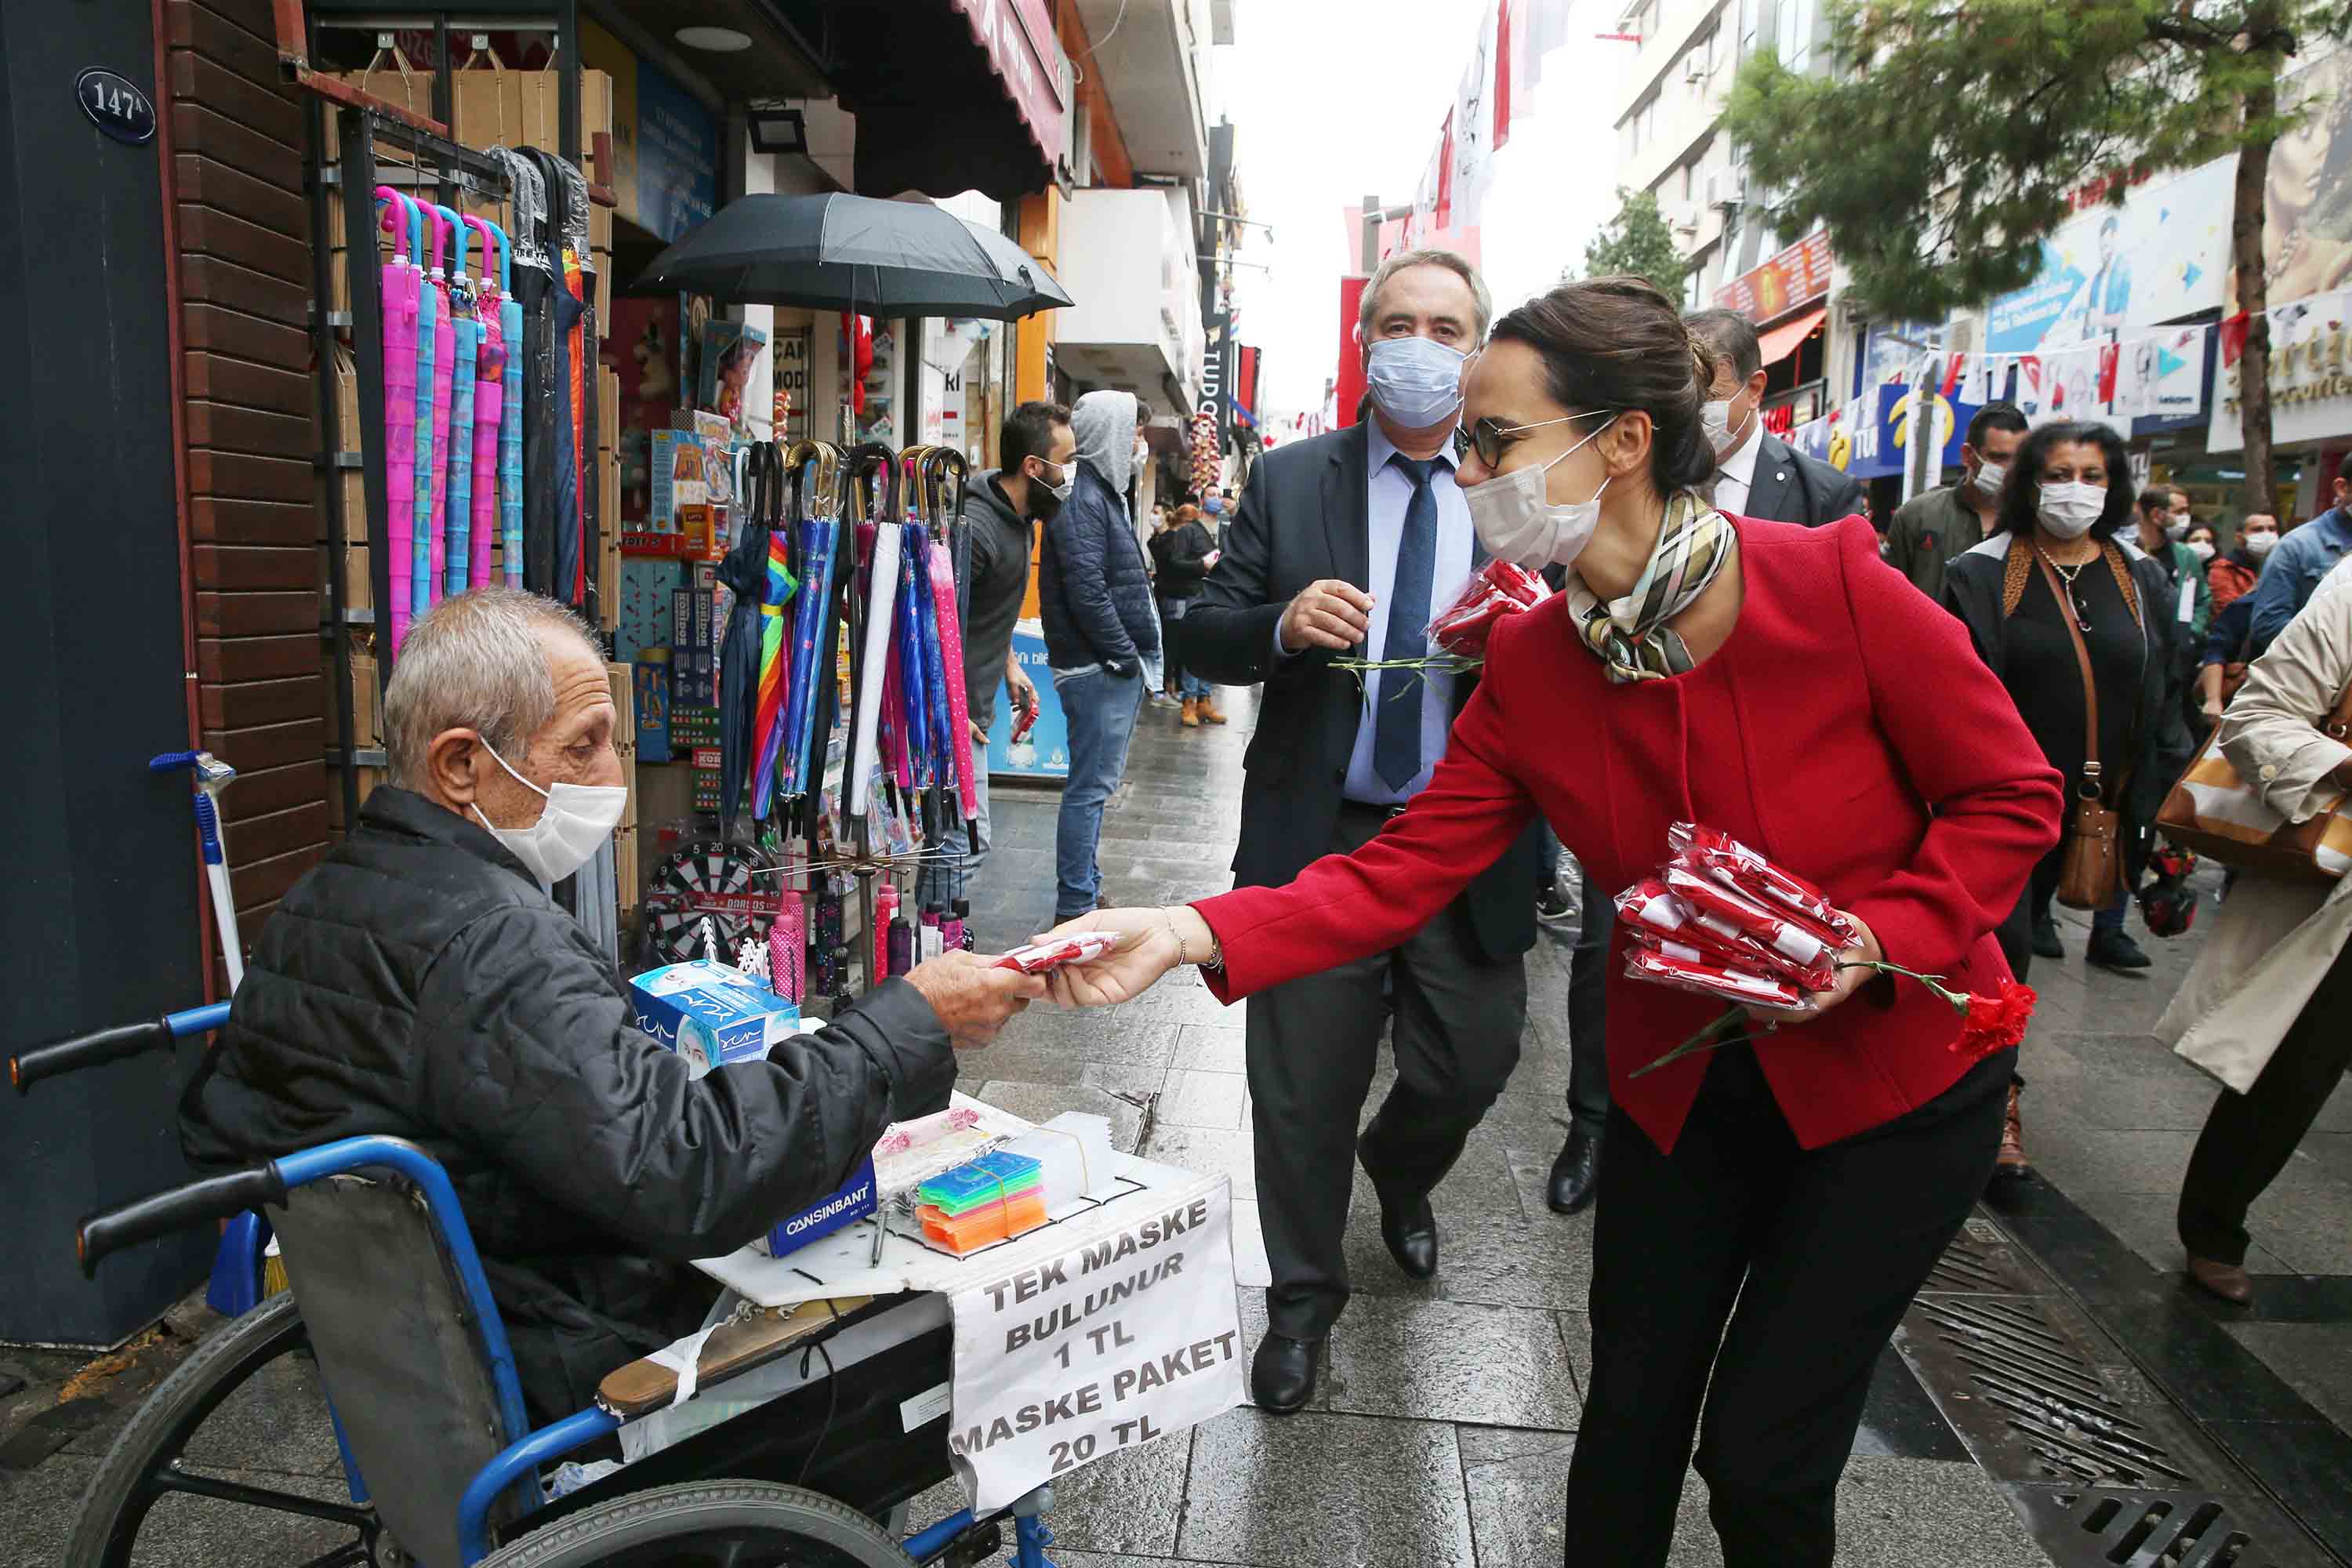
[635,60,717,241]
[986,624,1069,782]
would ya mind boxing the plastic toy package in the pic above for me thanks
[1668,820,1861,948]
[1428,560,1552,659]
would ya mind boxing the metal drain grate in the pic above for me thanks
[2009,1486,2326,1568]
[1922,1216,2050,1295]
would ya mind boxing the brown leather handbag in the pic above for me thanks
[2157,670,2352,881]
[2038,552,2126,909]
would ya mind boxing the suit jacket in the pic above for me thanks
[1196,517,2065,1155]
[1178,422,1544,965]
[1742,431,1867,528]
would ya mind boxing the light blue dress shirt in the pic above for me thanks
[1268,422,1475,805]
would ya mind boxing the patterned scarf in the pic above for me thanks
[1564,490,1737,683]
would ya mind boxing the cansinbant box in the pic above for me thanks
[628,960,801,1078]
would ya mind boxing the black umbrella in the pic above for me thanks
[632,193,1072,320]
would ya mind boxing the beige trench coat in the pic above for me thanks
[2157,573,2352,1092]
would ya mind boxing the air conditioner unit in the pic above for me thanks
[1712,172,1748,211]
[1672,202,1702,234]
[1684,55,1708,84]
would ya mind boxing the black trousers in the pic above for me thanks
[1564,870,1613,1133]
[2180,940,2352,1265]
[1566,1041,2012,1567]
[1244,803,1530,1339]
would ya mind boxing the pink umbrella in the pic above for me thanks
[424,206,456,615]
[463,215,507,592]
[373,187,420,652]
[435,204,477,595]
[408,198,435,636]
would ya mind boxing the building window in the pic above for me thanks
[1737,0,1759,58]
[1682,162,1694,201]
[1777,0,1817,71]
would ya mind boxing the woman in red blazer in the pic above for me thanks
[1047,278,2063,1567]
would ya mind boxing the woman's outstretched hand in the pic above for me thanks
[1033,906,1210,1007]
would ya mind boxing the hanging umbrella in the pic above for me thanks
[406,197,436,637]
[423,205,456,618]
[631,194,1072,321]
[755,443,827,819]
[923,449,979,820]
[847,445,902,819]
[373,188,420,652]
[462,215,506,591]
[437,205,479,596]
[717,442,786,840]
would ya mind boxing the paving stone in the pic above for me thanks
[1458,1425,1576,1568]
[2227,1323,2352,1433]
[2024,1127,2202,1197]
[1138,1125,1258,1200]
[2234,1180,2352,1276]
[1339,1201,1595,1312]
[1682,1457,2049,1568]
[1325,1296,1577,1430]
[2063,1189,2301,1276]
[1178,1409,1474,1568]
[1168,1021,1247,1073]
[1076,1060,1169,1102]
[1030,1425,1195,1557]
[1154,1068,1247,1131]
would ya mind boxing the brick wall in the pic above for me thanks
[166,0,330,956]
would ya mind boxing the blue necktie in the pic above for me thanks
[1376,454,1439,792]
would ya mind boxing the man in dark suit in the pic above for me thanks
[1538,307,1870,1221]
[1684,307,1866,528]
[1178,249,1543,1414]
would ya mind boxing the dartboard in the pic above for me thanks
[640,838,779,964]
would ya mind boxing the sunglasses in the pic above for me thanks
[1451,409,1617,468]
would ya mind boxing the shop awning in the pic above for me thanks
[832,0,1069,201]
[1759,306,1828,368]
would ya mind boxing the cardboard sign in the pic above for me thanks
[944,1174,1243,1512]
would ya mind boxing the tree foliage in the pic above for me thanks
[1719,0,2339,321]
[1573,187,1689,298]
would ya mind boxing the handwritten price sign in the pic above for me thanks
[945,1175,1244,1510]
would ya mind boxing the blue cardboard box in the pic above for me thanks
[764,1155,877,1258]
[629,960,799,1078]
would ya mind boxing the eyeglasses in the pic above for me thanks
[1452,409,1616,468]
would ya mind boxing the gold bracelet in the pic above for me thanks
[1159,906,1192,966]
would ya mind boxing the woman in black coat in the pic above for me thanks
[1152,502,1225,725]
[1942,419,2181,1174]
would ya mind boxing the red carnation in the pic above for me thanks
[1953,980,2035,1060]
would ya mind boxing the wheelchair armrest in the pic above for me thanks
[597,1295,876,1420]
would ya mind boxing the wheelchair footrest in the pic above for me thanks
[599,1296,875,1419]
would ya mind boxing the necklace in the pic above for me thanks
[2035,543,2096,632]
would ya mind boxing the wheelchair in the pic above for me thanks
[49,1101,1051,1566]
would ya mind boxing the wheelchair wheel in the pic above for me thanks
[64,1292,377,1567]
[481,1480,916,1568]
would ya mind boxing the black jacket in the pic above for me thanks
[1742,431,1868,528]
[1039,461,1159,673]
[1940,534,2191,846]
[180,787,955,1421]
[959,472,1035,733]
[1151,520,1217,602]
[1176,422,1543,964]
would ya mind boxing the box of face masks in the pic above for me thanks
[628,960,801,1078]
[760,1155,878,1258]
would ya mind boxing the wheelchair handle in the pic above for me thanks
[78,1163,288,1279]
[11,1003,232,1094]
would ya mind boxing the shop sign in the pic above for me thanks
[1715,230,1831,324]
[635,59,719,241]
[1788,382,1970,481]
[76,68,154,145]
[772,328,812,445]
[2208,289,2352,454]
[1986,160,2230,355]
[946,1174,1243,1510]
[1762,381,1824,436]
[951,0,1069,167]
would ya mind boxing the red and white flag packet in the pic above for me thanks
[1617,876,1836,993]
[1428,561,1551,659]
[1668,821,1861,949]
[1624,938,1809,1012]
[995,931,1120,975]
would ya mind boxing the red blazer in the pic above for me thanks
[1196,515,2063,1153]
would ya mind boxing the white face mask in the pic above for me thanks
[2187,539,2216,562]
[1700,397,1753,458]
[1365,335,1468,429]
[1034,458,1075,504]
[471,742,628,887]
[2037,481,2107,540]
[2245,530,2279,557]
[1463,416,1618,569]
[1971,459,2007,496]
[2165,518,2190,541]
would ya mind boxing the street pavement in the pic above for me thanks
[5,679,2349,1566]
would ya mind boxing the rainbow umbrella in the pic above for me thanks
[423,206,456,615]
[373,188,420,652]
[754,442,826,819]
[461,215,506,590]
[437,205,478,595]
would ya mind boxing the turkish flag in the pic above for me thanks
[2219,310,2251,368]
[1434,110,1456,229]
[1494,0,1514,149]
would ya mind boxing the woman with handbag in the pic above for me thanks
[2156,571,2352,1305]
[1941,420,2180,1174]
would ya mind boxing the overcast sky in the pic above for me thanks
[1210,0,1621,419]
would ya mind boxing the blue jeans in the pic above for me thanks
[1053,666,1144,920]
[1160,598,1212,700]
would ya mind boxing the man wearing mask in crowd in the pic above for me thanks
[1040,390,1160,924]
[1883,401,2030,604]
[2248,456,2352,655]
[1178,249,1544,1414]
[2137,487,2214,676]
[1682,309,1865,527]
[2210,513,2277,611]
[920,402,1071,914]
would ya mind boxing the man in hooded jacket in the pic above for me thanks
[1039,390,1160,922]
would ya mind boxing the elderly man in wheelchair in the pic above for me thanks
[132,587,1050,1566]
